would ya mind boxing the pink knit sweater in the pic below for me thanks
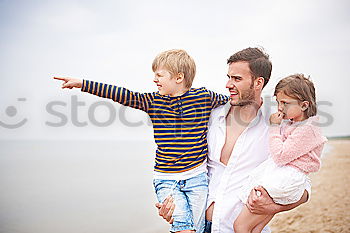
[269,116,328,174]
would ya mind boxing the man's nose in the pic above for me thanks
[226,79,234,89]
[153,76,158,82]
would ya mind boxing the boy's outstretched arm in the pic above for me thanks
[53,77,154,112]
[53,77,82,89]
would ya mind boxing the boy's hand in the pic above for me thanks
[53,77,82,89]
[269,112,284,125]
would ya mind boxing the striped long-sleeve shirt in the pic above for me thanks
[81,80,230,173]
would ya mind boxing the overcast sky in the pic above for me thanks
[0,0,349,140]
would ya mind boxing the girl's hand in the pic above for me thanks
[269,112,284,125]
[53,77,82,89]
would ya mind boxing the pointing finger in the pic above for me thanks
[53,77,67,81]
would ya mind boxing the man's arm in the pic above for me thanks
[246,186,308,215]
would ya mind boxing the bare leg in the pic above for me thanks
[251,214,274,233]
[233,205,269,233]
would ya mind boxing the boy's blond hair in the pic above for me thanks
[274,74,317,118]
[152,49,196,89]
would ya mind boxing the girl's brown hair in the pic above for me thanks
[274,74,317,117]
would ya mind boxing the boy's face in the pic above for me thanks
[153,68,178,96]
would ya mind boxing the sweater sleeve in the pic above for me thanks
[81,80,154,112]
[207,89,230,109]
[269,124,323,166]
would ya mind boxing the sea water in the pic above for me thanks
[0,140,168,233]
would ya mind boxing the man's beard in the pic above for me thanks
[230,87,256,107]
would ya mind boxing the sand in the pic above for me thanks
[269,139,350,233]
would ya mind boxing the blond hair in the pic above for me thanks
[274,74,317,118]
[152,49,196,89]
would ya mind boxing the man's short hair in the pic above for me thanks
[227,47,272,88]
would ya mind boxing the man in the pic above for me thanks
[157,47,310,232]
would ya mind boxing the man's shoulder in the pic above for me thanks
[211,103,228,116]
[208,103,230,124]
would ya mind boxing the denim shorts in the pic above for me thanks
[153,172,208,233]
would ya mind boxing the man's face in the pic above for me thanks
[226,61,256,106]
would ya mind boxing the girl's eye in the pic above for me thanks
[277,101,288,106]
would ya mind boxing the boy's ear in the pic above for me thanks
[254,77,265,89]
[301,101,309,111]
[176,72,185,84]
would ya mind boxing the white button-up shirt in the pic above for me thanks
[207,102,271,233]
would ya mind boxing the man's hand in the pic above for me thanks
[246,186,280,215]
[269,112,284,125]
[155,195,175,224]
[53,77,82,89]
[246,186,309,215]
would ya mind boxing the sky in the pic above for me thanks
[0,0,349,140]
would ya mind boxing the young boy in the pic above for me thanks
[53,49,229,233]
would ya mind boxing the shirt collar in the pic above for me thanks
[156,89,191,100]
[218,98,269,129]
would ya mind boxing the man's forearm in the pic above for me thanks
[275,190,308,213]
[247,186,309,215]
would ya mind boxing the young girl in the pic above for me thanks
[233,74,328,233]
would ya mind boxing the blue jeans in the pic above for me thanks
[153,172,208,233]
[204,220,212,233]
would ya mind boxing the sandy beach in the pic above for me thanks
[270,139,350,232]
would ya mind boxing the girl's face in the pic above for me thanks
[276,91,308,122]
